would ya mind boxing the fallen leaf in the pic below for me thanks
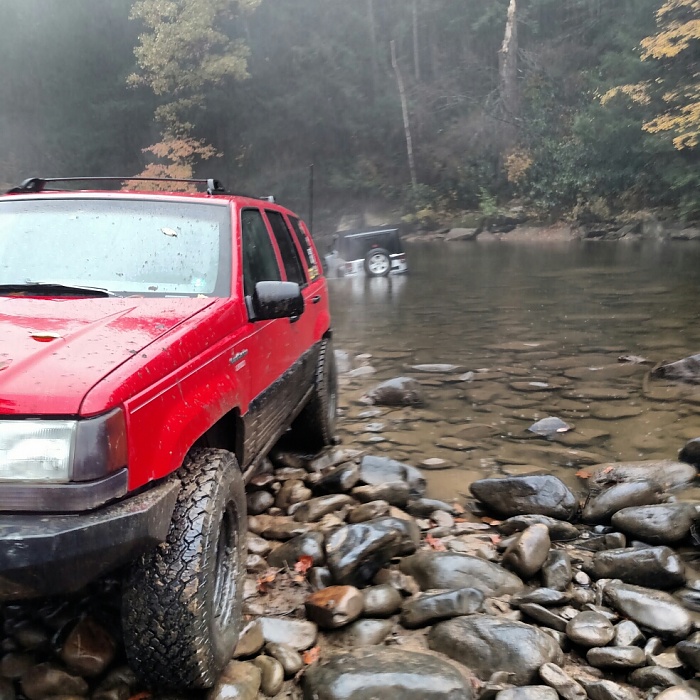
[489,534,502,545]
[480,516,502,525]
[425,533,447,551]
[575,469,591,479]
[602,466,614,474]
[452,502,466,515]
[294,555,314,575]
[302,646,321,664]
[256,570,278,593]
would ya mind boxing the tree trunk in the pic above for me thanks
[391,40,418,191]
[367,0,378,97]
[498,0,519,155]
[412,0,421,82]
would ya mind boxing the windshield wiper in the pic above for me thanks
[0,282,115,297]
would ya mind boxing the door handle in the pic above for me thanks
[311,295,322,304]
[289,314,301,323]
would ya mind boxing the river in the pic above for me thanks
[329,239,700,502]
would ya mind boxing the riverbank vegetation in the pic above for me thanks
[0,0,697,225]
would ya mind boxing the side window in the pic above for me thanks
[265,210,306,286]
[289,217,320,281]
[240,208,281,297]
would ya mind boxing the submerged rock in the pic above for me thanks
[362,377,425,407]
[303,647,473,699]
[470,475,577,520]
[652,354,700,384]
[428,616,562,684]
[358,455,427,497]
[528,417,572,437]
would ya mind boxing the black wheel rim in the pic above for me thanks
[213,503,238,632]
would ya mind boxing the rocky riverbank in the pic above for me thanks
[4,437,700,700]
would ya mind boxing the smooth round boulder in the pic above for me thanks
[497,687,558,700]
[362,585,403,617]
[542,550,572,591]
[538,662,586,700]
[611,504,694,545]
[267,532,326,569]
[302,647,473,700]
[566,611,615,648]
[586,646,646,669]
[400,588,484,628]
[582,481,661,523]
[586,547,685,589]
[502,524,551,579]
[305,586,364,629]
[362,378,425,408]
[498,515,579,541]
[470,475,577,520]
[427,615,563,684]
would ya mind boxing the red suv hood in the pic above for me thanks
[0,297,215,416]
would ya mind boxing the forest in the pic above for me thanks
[0,0,698,227]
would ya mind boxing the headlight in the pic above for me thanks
[0,409,128,484]
[0,421,76,482]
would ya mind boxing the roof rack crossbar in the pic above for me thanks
[6,177,227,195]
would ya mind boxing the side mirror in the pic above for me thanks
[248,281,304,321]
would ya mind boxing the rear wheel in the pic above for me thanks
[122,448,246,689]
[364,248,391,277]
[292,337,338,450]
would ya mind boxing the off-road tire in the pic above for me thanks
[364,248,392,277]
[122,448,246,689]
[292,337,338,450]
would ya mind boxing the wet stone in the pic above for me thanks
[611,504,695,544]
[583,680,636,700]
[0,679,14,700]
[293,494,355,523]
[333,619,393,647]
[303,647,472,699]
[519,604,567,632]
[654,688,700,700]
[612,620,644,647]
[276,479,313,510]
[313,463,361,495]
[12,623,48,652]
[566,611,615,648]
[362,377,425,407]
[305,586,364,629]
[267,532,325,569]
[326,517,419,586]
[582,481,661,523]
[528,417,572,437]
[399,551,523,596]
[680,437,700,466]
[258,618,318,651]
[351,482,410,507]
[252,656,284,697]
[358,455,427,497]
[578,532,626,551]
[207,661,261,700]
[586,460,696,490]
[628,666,686,689]
[586,546,685,589]
[247,533,272,557]
[400,588,484,628]
[542,550,573,591]
[512,588,571,607]
[0,652,34,680]
[497,515,579,541]
[361,584,403,617]
[250,514,312,540]
[20,663,89,700]
[470,475,577,520]
[676,636,700,672]
[264,642,303,678]
[502,524,551,579]
[347,500,391,523]
[233,621,264,659]
[586,646,646,669]
[496,687,558,700]
[59,617,115,678]
[247,490,275,515]
[538,662,586,700]
[406,498,455,517]
[604,582,693,638]
[428,615,562,684]
[309,566,333,590]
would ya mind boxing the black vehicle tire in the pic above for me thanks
[292,337,338,450]
[122,448,246,689]
[364,248,392,277]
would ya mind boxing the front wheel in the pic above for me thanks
[122,448,247,689]
[364,248,392,277]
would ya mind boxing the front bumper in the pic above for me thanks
[0,477,179,600]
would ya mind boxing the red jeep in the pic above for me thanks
[0,177,337,688]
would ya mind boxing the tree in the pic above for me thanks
[128,0,260,180]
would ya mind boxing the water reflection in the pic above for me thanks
[329,240,700,500]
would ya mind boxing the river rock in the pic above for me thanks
[362,377,425,407]
[399,551,523,595]
[362,585,403,617]
[20,663,89,700]
[519,604,567,632]
[59,616,115,677]
[305,586,364,629]
[208,661,261,700]
[326,517,419,586]
[566,611,615,647]
[400,588,484,628]
[333,619,393,647]
[347,500,391,523]
[314,463,361,495]
[680,438,700,466]
[358,456,427,497]
[585,460,696,490]
[652,354,700,383]
[585,546,685,588]
[497,688,558,700]
[612,620,644,647]
[293,494,355,523]
[233,620,265,658]
[582,481,661,523]
[427,616,562,684]
[247,490,274,515]
[276,479,312,510]
[267,532,326,569]
[604,582,692,638]
[502,524,551,579]
[497,515,579,541]
[677,634,700,672]
[654,688,700,700]
[583,680,636,700]
[542,550,572,591]
[249,514,312,540]
[470,475,577,520]
[587,646,646,669]
[629,667,686,689]
[611,504,695,544]
[258,618,318,650]
[512,588,572,607]
[407,498,456,517]
[0,653,34,680]
[251,656,284,696]
[538,663,586,700]
[528,417,572,437]
[264,642,303,678]
[302,647,473,699]
[352,482,410,507]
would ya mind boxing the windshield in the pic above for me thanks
[0,198,231,296]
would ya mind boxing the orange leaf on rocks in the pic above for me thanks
[602,466,614,474]
[302,646,321,665]
[575,469,591,479]
[256,570,278,593]
[426,533,447,551]
[295,555,314,575]
[489,534,502,545]
[480,516,502,525]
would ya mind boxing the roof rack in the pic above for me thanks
[6,177,227,196]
